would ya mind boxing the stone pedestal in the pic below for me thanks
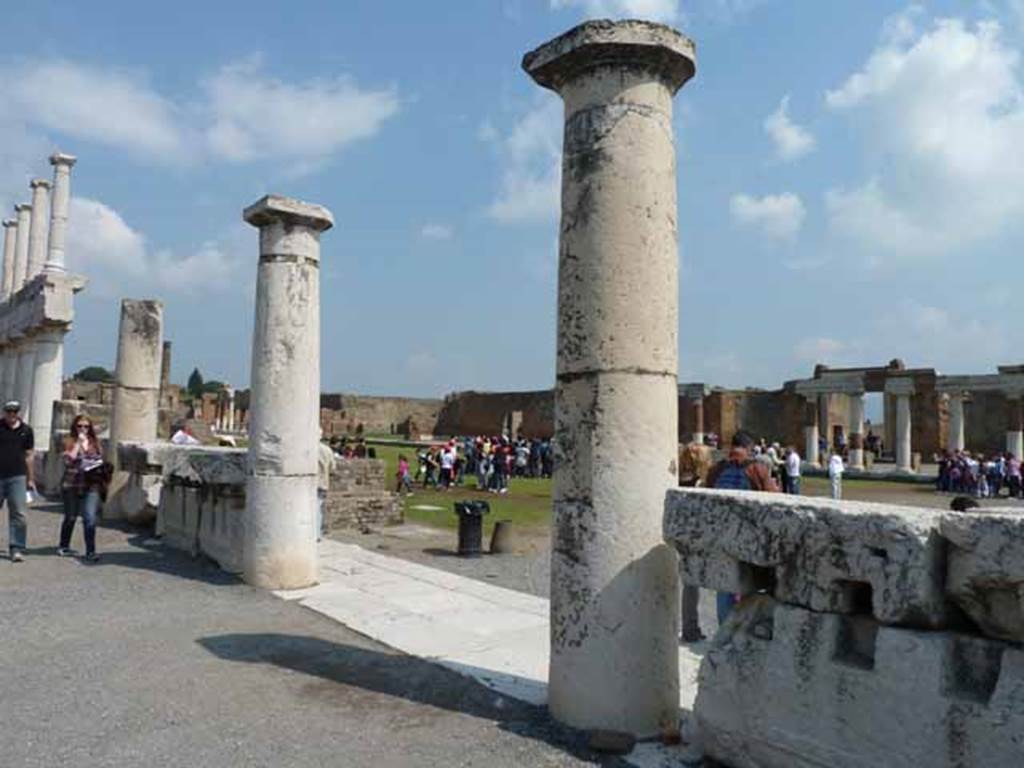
[242,195,333,590]
[13,204,31,291]
[848,393,865,470]
[2,219,16,300]
[29,328,65,444]
[524,20,695,737]
[44,153,76,274]
[948,393,965,452]
[26,179,51,280]
[107,299,164,521]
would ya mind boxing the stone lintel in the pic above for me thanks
[883,377,915,397]
[522,19,696,94]
[243,194,334,232]
[49,152,77,168]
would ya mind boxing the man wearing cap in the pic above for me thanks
[0,401,35,562]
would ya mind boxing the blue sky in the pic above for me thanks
[3,0,1023,396]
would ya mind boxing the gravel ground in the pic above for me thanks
[0,503,622,768]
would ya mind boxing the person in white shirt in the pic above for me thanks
[785,447,801,495]
[170,425,201,445]
[828,452,844,500]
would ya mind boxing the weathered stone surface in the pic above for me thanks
[323,458,402,532]
[694,595,1024,768]
[118,441,246,485]
[942,510,1024,643]
[524,19,695,737]
[664,488,951,628]
[157,482,245,574]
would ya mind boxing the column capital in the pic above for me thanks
[14,203,31,214]
[29,178,51,191]
[49,152,77,168]
[2,219,15,228]
[243,195,333,232]
[523,19,696,94]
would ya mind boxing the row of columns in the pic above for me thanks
[0,153,77,443]
[941,390,1023,457]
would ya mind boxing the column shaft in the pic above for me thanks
[691,397,704,444]
[804,398,819,466]
[14,341,36,421]
[243,195,332,590]
[848,393,865,470]
[948,394,965,452]
[29,329,65,450]
[13,204,32,291]
[896,393,912,472]
[1,344,19,401]
[1006,397,1023,458]
[45,153,76,274]
[26,179,51,280]
[525,20,695,737]
[1,220,17,300]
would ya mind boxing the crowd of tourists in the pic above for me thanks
[937,450,1022,498]
[396,436,554,495]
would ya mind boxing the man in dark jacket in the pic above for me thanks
[0,400,35,562]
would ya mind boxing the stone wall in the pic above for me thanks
[318,393,444,438]
[324,458,402,532]
[433,390,554,438]
[664,488,1024,767]
[964,390,1010,454]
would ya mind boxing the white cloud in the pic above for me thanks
[0,57,399,170]
[3,61,186,159]
[420,223,453,240]
[550,0,680,23]
[203,57,399,164]
[794,337,847,364]
[763,95,815,162]
[729,192,805,239]
[67,197,240,297]
[486,98,562,224]
[825,13,1024,258]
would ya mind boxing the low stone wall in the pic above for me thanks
[664,488,1024,767]
[324,458,402,532]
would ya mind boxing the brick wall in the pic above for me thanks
[324,458,402,532]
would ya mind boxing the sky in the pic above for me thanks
[3,0,1024,397]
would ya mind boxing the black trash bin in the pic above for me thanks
[454,500,490,557]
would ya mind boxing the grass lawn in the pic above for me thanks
[366,440,955,534]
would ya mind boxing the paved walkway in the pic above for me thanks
[279,539,706,767]
[0,504,616,767]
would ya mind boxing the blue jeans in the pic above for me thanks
[717,591,736,625]
[61,489,99,555]
[787,477,801,495]
[1,475,27,553]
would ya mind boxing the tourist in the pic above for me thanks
[1007,453,1022,498]
[784,446,801,495]
[828,451,844,500]
[58,415,106,561]
[439,443,456,489]
[396,454,414,495]
[171,424,200,445]
[0,401,35,562]
[706,430,779,624]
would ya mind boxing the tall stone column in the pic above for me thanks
[948,393,965,452]
[13,203,32,291]
[29,328,65,449]
[106,300,163,521]
[226,386,236,431]
[886,379,914,473]
[243,194,333,590]
[848,392,865,470]
[14,340,35,421]
[44,153,76,274]
[803,397,819,466]
[0,338,18,400]
[1007,394,1024,458]
[820,392,831,452]
[1,219,17,300]
[26,178,51,280]
[158,340,171,406]
[524,20,695,737]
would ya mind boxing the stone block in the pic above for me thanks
[664,488,950,628]
[694,596,1024,768]
[941,510,1024,643]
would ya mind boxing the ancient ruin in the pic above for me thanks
[524,19,695,736]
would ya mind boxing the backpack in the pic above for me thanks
[713,460,753,491]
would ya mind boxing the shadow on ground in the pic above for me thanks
[198,632,633,766]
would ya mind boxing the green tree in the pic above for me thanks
[74,366,115,383]
[187,368,204,397]
[201,380,226,394]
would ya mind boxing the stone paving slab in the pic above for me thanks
[277,538,706,767]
